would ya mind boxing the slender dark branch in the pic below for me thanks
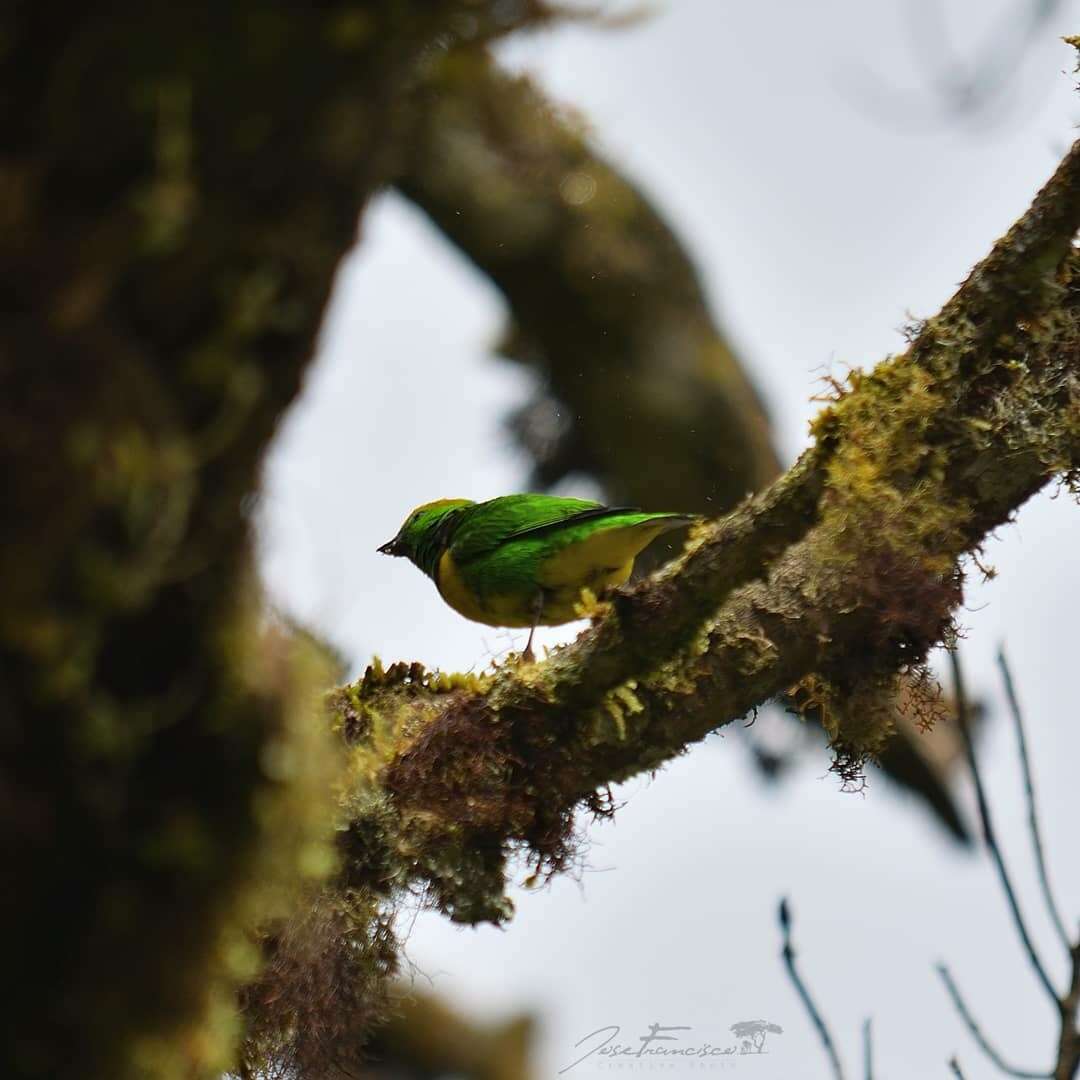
[1056,940,1080,1080]
[950,651,1060,1006]
[936,964,1051,1079]
[863,1017,873,1080]
[779,899,846,1080]
[997,647,1073,955]
[949,1056,968,1079]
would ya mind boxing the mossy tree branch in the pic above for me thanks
[394,45,977,841]
[332,135,1080,927]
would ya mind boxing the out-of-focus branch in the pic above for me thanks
[395,49,781,512]
[929,0,1067,117]
[364,988,535,1080]
[854,0,1068,125]
[395,46,977,841]
[324,132,1080,928]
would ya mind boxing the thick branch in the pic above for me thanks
[396,45,976,839]
[334,135,1080,922]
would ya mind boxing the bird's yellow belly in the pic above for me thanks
[435,519,674,629]
[538,560,634,623]
[436,551,633,628]
[435,550,522,626]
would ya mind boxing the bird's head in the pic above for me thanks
[377,498,474,577]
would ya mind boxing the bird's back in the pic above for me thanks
[438,495,692,627]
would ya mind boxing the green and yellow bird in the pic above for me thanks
[377,494,694,659]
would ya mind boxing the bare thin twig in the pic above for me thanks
[863,1017,873,1080]
[950,651,1060,1006]
[945,653,1080,1079]
[936,963,1051,1079]
[949,1056,968,1079]
[997,647,1072,955]
[779,899,846,1080]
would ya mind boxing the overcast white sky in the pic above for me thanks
[258,2,1080,1076]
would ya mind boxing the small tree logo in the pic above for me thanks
[730,1019,784,1054]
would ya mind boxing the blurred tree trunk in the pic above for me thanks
[0,5,549,1078]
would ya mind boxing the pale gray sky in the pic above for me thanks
[259,2,1080,1075]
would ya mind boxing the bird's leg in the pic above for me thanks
[522,592,544,663]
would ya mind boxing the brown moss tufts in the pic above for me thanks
[238,891,398,1080]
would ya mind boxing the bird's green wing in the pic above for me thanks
[448,495,637,565]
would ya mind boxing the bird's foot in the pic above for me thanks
[521,617,538,664]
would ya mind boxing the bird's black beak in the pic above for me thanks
[377,538,402,556]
